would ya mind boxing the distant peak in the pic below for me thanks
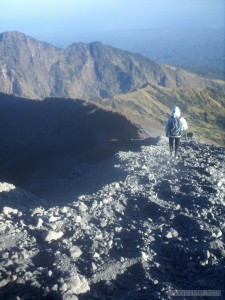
[0,31,26,38]
[90,41,103,46]
[0,31,57,49]
[0,31,29,43]
[67,41,104,49]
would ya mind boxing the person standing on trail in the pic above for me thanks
[165,106,188,158]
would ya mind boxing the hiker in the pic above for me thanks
[165,106,188,158]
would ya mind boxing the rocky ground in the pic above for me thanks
[0,137,224,300]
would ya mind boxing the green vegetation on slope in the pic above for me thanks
[96,84,225,146]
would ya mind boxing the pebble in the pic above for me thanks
[79,202,88,212]
[1,252,9,259]
[49,216,61,222]
[52,284,58,291]
[165,232,173,239]
[141,251,148,261]
[69,246,82,259]
[12,275,17,281]
[100,219,107,227]
[42,230,64,242]
[35,217,44,228]
[212,229,223,238]
[61,207,68,213]
[92,262,97,271]
[59,283,68,292]
[0,279,10,287]
[2,207,19,215]
[65,274,90,294]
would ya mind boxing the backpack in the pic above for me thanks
[168,116,182,136]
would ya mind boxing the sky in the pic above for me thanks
[0,0,224,38]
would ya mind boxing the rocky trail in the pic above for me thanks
[0,137,225,300]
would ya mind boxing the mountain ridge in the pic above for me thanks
[0,31,225,101]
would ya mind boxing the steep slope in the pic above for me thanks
[0,31,63,99]
[0,93,142,186]
[0,31,225,100]
[97,83,225,146]
[0,137,224,299]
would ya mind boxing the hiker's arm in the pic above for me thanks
[165,118,170,137]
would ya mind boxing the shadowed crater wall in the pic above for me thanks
[0,93,142,186]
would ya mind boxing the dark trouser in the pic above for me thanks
[169,137,180,157]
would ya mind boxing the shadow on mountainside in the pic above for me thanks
[25,137,160,200]
[0,137,160,209]
[0,185,42,210]
[0,283,62,300]
[0,93,157,191]
[0,93,161,208]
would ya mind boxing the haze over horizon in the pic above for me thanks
[0,1,224,80]
[0,0,224,45]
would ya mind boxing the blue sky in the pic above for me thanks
[0,0,224,36]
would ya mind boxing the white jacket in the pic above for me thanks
[166,106,188,137]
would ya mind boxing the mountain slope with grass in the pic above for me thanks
[96,83,225,146]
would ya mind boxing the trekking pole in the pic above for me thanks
[185,131,187,150]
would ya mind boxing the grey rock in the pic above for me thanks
[69,246,82,259]
[212,228,223,238]
[42,230,64,242]
[1,252,9,259]
[0,278,10,287]
[59,282,68,292]
[62,294,79,300]
[65,274,90,294]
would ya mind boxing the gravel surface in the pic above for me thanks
[0,137,224,299]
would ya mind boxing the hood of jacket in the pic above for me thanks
[172,106,181,118]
